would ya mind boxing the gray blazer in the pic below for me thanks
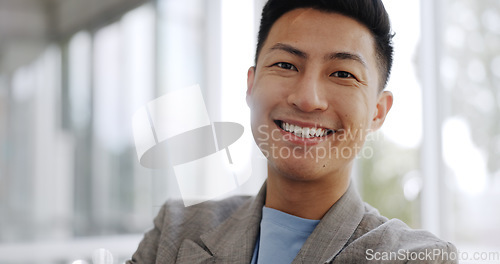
[128,183,457,263]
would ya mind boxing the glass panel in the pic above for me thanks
[154,0,208,204]
[155,0,261,206]
[357,0,423,228]
[87,3,156,236]
[0,45,66,244]
[219,0,264,194]
[440,0,500,253]
[0,2,158,244]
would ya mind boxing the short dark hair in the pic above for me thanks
[255,0,394,90]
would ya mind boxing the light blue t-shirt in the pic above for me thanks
[251,206,320,264]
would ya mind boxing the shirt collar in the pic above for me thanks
[185,181,364,263]
[293,182,365,263]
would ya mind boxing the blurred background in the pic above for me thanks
[0,0,499,263]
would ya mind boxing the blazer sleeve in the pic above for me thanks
[127,205,166,263]
[405,241,458,264]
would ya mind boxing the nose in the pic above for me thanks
[287,73,328,112]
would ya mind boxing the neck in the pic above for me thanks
[265,167,351,220]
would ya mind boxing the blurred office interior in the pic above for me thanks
[0,0,499,263]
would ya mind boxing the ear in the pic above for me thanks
[246,66,256,107]
[370,91,393,131]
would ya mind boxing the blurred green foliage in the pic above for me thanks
[358,134,421,228]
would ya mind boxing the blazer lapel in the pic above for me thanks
[175,239,214,263]
[292,183,365,264]
[176,183,266,263]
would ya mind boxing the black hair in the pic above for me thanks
[255,0,394,90]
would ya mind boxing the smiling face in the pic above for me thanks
[247,8,393,184]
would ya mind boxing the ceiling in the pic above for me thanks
[0,0,52,72]
[0,0,147,73]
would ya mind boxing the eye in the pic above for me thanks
[273,62,298,71]
[331,71,354,78]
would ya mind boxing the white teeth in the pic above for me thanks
[294,126,302,137]
[280,121,330,138]
[303,128,310,138]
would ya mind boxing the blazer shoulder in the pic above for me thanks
[128,195,250,263]
[342,203,458,263]
[159,195,251,236]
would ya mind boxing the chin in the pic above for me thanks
[269,157,330,181]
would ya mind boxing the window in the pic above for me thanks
[358,0,423,228]
[439,0,500,253]
[1,0,498,262]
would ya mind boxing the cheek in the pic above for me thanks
[248,86,275,134]
[255,74,291,96]
[250,81,284,113]
[330,93,359,117]
[334,93,372,133]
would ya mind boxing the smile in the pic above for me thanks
[275,120,335,139]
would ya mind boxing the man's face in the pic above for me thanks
[246,8,393,183]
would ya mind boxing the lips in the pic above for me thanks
[274,120,335,139]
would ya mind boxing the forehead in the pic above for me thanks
[261,8,377,67]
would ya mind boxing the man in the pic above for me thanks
[128,0,457,263]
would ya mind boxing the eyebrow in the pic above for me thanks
[270,43,308,59]
[326,52,367,68]
[269,42,367,68]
